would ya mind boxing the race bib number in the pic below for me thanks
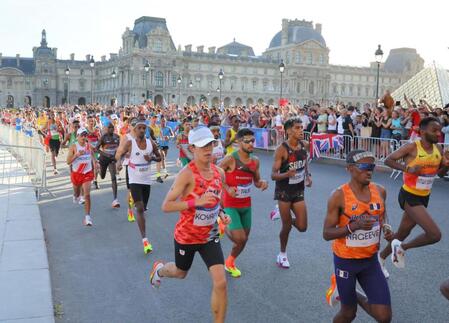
[346,224,380,247]
[236,183,251,198]
[137,165,149,172]
[193,205,220,226]
[416,176,434,190]
[289,170,304,185]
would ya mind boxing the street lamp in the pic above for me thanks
[279,59,285,105]
[188,80,193,105]
[144,61,150,103]
[65,67,70,104]
[177,76,182,107]
[89,56,95,104]
[375,44,383,105]
[111,70,116,106]
[218,69,224,107]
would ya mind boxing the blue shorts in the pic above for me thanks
[333,254,390,306]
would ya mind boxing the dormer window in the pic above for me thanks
[154,39,163,52]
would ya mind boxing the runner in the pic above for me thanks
[271,118,311,268]
[158,116,174,177]
[210,125,225,165]
[46,113,64,175]
[219,128,268,277]
[66,128,95,226]
[379,117,449,271]
[98,123,120,208]
[224,115,240,155]
[150,126,231,323]
[62,119,80,148]
[116,117,138,222]
[176,118,193,167]
[149,115,164,183]
[115,117,161,254]
[323,150,394,323]
[86,115,101,189]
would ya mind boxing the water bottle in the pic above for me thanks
[270,204,280,221]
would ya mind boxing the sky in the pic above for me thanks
[1,0,448,69]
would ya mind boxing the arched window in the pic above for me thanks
[155,71,164,87]
[307,53,313,65]
[7,78,12,89]
[341,84,346,95]
[309,81,315,95]
[295,52,301,64]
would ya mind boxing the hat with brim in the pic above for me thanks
[188,126,216,147]
[77,128,88,136]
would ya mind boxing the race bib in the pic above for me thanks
[289,170,304,185]
[346,224,380,247]
[193,204,220,226]
[236,183,251,198]
[416,176,434,190]
[137,164,150,172]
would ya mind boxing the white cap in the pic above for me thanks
[111,114,118,120]
[77,127,88,136]
[188,126,216,147]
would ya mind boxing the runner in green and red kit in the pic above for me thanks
[219,128,268,277]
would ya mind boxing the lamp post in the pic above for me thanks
[218,69,224,107]
[375,44,383,105]
[188,80,193,106]
[279,59,285,105]
[111,70,116,106]
[144,61,150,103]
[89,56,95,104]
[65,67,70,104]
[177,76,182,107]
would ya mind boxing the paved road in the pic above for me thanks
[39,147,449,323]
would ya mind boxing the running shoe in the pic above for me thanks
[73,196,79,204]
[143,239,153,254]
[112,199,120,208]
[217,217,226,238]
[79,196,86,205]
[83,215,93,226]
[276,254,290,269]
[225,264,242,278]
[150,261,164,288]
[93,181,99,189]
[53,169,59,175]
[325,274,340,307]
[391,239,405,268]
[164,172,170,179]
[127,208,135,222]
[156,176,164,183]
[378,253,390,279]
[270,206,280,221]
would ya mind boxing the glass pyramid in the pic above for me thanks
[392,63,449,108]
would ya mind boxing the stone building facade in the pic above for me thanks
[0,16,424,108]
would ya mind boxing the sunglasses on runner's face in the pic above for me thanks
[352,163,376,171]
[242,138,255,144]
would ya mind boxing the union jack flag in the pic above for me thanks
[310,133,344,159]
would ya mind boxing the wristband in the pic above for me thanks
[186,199,196,209]
[346,224,353,234]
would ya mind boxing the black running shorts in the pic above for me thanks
[398,187,430,210]
[99,155,115,179]
[174,238,224,272]
[129,183,151,209]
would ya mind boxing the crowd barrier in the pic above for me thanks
[0,125,50,199]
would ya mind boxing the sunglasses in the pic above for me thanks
[242,138,255,144]
[79,133,88,137]
[351,163,376,171]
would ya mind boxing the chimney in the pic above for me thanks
[86,54,91,62]
[197,45,204,53]
[281,19,289,46]
[0,53,2,67]
[16,54,20,67]
[185,44,192,52]
[70,53,75,61]
[315,23,322,34]
[101,55,106,62]
[208,46,216,54]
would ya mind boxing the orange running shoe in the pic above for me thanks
[150,261,164,288]
[326,273,340,307]
[143,239,153,254]
[128,208,135,222]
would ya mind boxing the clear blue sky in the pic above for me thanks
[1,0,447,69]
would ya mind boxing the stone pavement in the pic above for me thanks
[0,148,54,323]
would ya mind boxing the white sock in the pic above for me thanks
[142,237,148,243]
[279,252,287,258]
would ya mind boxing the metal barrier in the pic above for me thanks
[0,125,51,199]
